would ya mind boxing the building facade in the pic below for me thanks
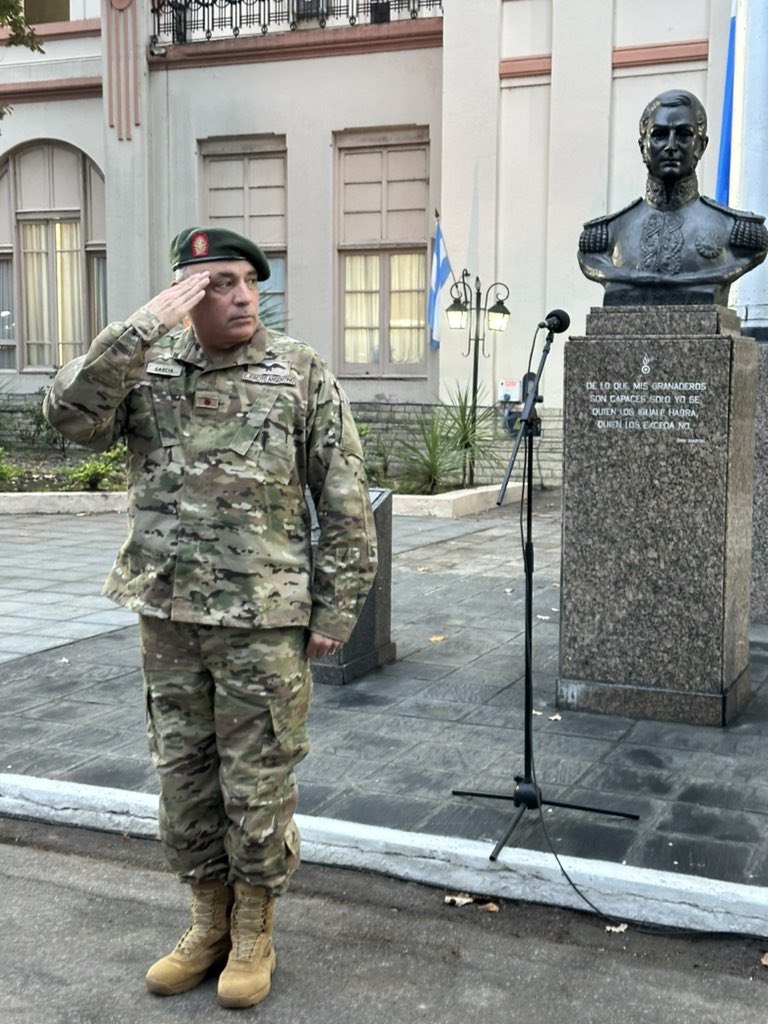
[0,0,758,481]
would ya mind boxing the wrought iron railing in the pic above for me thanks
[150,0,443,45]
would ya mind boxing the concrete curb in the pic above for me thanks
[0,491,126,514]
[0,485,523,519]
[2,773,766,938]
[392,483,523,518]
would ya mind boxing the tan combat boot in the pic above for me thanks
[217,882,277,1009]
[145,880,233,996]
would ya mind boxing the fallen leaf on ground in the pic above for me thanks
[606,922,629,933]
[445,892,474,907]
[445,892,499,912]
[429,635,446,643]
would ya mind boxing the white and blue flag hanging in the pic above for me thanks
[715,1,736,205]
[427,215,453,350]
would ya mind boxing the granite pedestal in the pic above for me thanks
[558,306,757,726]
[750,343,768,623]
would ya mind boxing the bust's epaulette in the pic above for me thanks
[701,196,768,251]
[579,198,642,253]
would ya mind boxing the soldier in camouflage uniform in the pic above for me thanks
[43,226,377,1009]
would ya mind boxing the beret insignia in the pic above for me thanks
[191,231,209,258]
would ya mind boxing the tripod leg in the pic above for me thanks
[452,787,517,801]
[543,798,640,821]
[489,803,527,862]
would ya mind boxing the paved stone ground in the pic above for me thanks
[1,492,768,889]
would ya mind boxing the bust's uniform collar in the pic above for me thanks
[644,173,699,211]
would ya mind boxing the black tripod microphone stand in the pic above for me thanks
[453,320,639,862]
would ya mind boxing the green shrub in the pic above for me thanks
[63,443,128,491]
[391,384,498,494]
[392,409,464,495]
[16,384,74,460]
[440,383,498,489]
[0,446,17,483]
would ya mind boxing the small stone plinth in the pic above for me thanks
[311,488,396,685]
[558,306,757,726]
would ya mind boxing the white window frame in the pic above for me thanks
[200,135,288,331]
[0,143,106,374]
[336,126,430,378]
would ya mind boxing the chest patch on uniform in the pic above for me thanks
[147,361,183,377]
[195,391,220,410]
[243,362,296,386]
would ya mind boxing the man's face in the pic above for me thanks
[640,105,707,182]
[186,260,259,355]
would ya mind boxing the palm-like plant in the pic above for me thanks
[392,409,464,495]
[440,383,497,489]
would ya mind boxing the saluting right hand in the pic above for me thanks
[143,271,211,330]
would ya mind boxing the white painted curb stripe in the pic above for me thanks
[1,773,766,938]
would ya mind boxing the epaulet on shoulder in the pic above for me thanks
[579,198,642,254]
[582,197,643,228]
[700,195,765,221]
[701,196,768,250]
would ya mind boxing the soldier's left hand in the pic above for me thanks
[306,632,343,659]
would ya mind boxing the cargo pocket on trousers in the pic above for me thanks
[144,685,160,768]
[268,679,312,759]
[284,818,301,867]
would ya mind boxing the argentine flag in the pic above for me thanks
[715,1,736,205]
[427,216,453,350]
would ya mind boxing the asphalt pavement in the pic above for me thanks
[1,819,767,1024]
[1,490,767,937]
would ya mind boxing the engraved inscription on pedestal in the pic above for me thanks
[583,371,709,438]
[558,307,757,726]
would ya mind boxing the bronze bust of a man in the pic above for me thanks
[578,90,768,305]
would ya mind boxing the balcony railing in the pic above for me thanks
[150,0,443,46]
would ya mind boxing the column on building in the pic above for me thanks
[438,0,503,402]
[730,0,768,337]
[102,0,154,314]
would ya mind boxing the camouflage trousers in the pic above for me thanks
[139,616,312,894]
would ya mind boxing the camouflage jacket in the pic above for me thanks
[44,309,377,641]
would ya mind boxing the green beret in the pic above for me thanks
[169,226,271,281]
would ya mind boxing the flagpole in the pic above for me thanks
[434,209,458,286]
[428,211,455,350]
[715,1,736,205]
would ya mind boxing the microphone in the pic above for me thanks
[538,309,570,333]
